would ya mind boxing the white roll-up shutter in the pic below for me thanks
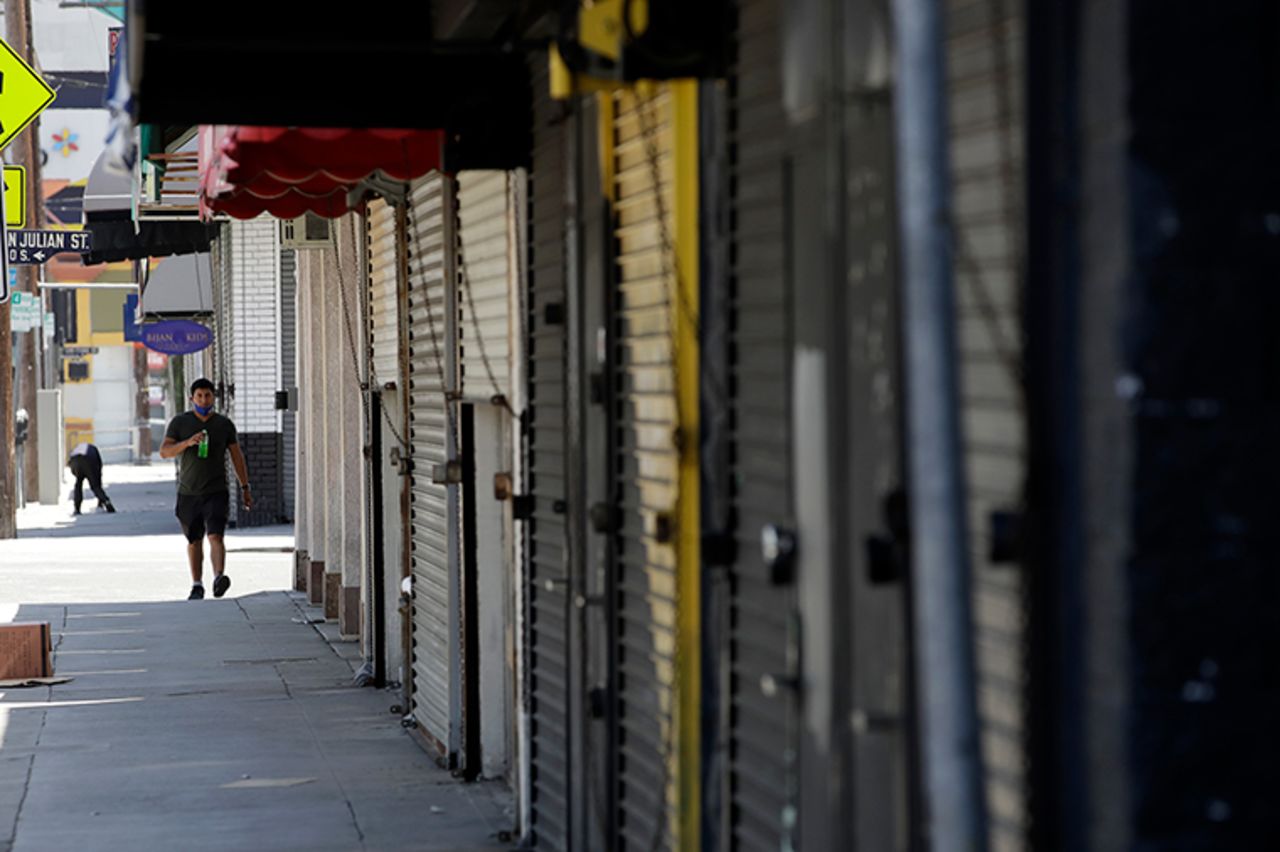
[457,171,513,402]
[405,173,462,761]
[947,1,1028,848]
[367,198,401,390]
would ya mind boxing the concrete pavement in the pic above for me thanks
[0,464,515,851]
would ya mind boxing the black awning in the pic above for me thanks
[82,218,220,265]
[127,10,532,169]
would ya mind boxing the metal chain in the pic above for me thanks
[404,181,461,452]
[952,0,1026,402]
[456,181,519,418]
[344,212,411,452]
[634,86,688,852]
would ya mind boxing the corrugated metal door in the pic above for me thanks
[947,1,1028,849]
[726,2,796,849]
[525,56,572,849]
[365,196,410,691]
[458,171,513,401]
[405,174,463,761]
[608,86,682,852]
[367,199,401,391]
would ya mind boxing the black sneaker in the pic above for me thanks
[103,501,116,514]
[188,584,205,600]
[213,575,231,598]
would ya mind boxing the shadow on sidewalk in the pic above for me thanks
[18,475,293,541]
[0,592,515,851]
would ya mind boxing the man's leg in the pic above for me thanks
[209,534,226,577]
[89,471,114,512]
[188,537,204,584]
[73,474,85,514]
[206,492,232,597]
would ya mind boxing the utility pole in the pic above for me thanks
[7,0,43,504]
[0,194,12,537]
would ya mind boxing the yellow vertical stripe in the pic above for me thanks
[670,78,701,852]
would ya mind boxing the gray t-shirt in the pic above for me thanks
[165,411,238,496]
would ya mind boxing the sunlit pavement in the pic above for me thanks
[0,464,513,852]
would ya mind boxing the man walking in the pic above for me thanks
[66,442,115,515]
[159,379,253,600]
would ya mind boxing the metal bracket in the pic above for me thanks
[432,461,463,485]
[988,509,1023,565]
[493,472,514,500]
[389,447,413,476]
[654,511,675,544]
[589,502,618,533]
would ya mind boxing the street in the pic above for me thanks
[0,463,513,851]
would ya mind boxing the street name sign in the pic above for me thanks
[0,39,55,153]
[4,166,24,227]
[6,229,92,265]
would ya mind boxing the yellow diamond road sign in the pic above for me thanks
[4,165,24,227]
[0,38,54,152]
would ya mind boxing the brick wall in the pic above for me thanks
[280,249,298,521]
[211,216,286,527]
[236,431,284,526]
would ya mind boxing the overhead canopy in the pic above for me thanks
[83,150,132,218]
[198,126,447,219]
[81,149,219,265]
[127,7,532,169]
[82,219,219,266]
[140,252,214,318]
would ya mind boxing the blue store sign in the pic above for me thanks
[142,320,212,355]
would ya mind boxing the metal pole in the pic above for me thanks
[9,0,43,504]
[889,0,989,850]
[0,135,15,538]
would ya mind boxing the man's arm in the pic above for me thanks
[159,433,200,460]
[228,444,254,509]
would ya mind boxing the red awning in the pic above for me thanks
[198,126,447,220]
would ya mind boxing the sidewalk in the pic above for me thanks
[0,466,514,851]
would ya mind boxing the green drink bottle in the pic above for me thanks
[197,431,209,459]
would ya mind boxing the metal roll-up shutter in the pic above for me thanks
[525,55,572,850]
[367,198,401,390]
[726,2,795,849]
[609,86,680,852]
[405,173,462,760]
[947,1,1028,848]
[458,171,513,401]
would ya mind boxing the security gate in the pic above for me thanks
[724,2,799,848]
[366,197,410,688]
[605,83,697,852]
[947,0,1030,846]
[457,170,513,400]
[405,173,463,761]
[524,55,573,850]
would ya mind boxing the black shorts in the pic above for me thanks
[176,491,230,543]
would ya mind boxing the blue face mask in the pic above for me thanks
[193,403,213,417]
